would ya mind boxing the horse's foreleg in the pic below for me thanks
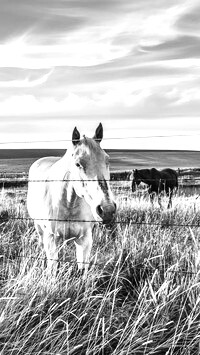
[150,193,154,206]
[167,190,173,209]
[43,230,60,274]
[158,194,162,209]
[35,223,44,248]
[74,230,93,274]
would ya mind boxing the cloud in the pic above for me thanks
[0,0,131,44]
[176,3,200,35]
[0,68,53,88]
[0,0,200,151]
[0,2,38,41]
[140,35,200,60]
[1,78,200,120]
[0,0,186,67]
[0,52,199,119]
[0,1,88,42]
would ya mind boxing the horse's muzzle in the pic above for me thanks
[96,202,117,224]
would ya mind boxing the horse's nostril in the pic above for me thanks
[96,203,116,223]
[96,205,104,217]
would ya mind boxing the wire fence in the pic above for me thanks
[0,177,199,185]
[0,221,200,279]
[0,174,200,228]
[0,178,188,182]
[1,178,131,182]
[0,214,200,228]
[0,132,200,145]
[0,166,200,181]
[1,252,199,276]
[0,173,200,279]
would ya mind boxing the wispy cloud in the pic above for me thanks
[0,68,53,88]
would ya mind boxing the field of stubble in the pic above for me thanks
[0,178,200,355]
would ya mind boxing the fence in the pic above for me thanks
[1,253,199,276]
[0,175,200,280]
[0,132,199,145]
[0,214,200,228]
[0,176,200,232]
[0,173,200,218]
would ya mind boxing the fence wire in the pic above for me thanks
[1,251,199,277]
[0,214,200,227]
[0,132,199,145]
[0,175,199,183]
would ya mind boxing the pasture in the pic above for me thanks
[0,169,199,354]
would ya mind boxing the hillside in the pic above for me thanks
[0,149,199,173]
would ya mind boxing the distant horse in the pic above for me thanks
[131,168,178,208]
[27,123,116,273]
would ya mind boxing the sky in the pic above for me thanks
[0,0,200,150]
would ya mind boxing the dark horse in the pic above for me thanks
[131,168,178,208]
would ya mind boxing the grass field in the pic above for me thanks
[0,175,200,354]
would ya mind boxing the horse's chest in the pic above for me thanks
[45,184,93,238]
[56,197,93,240]
[60,220,90,240]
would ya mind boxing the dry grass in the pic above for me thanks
[0,183,200,354]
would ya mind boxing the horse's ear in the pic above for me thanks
[72,127,80,146]
[93,123,103,143]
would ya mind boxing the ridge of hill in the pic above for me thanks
[0,149,199,173]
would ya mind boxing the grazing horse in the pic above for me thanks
[27,123,116,273]
[131,168,178,208]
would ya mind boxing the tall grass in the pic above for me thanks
[0,184,200,354]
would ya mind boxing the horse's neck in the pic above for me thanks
[66,183,80,209]
[59,154,82,208]
[49,152,71,180]
[141,173,152,185]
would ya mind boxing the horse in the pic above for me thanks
[27,123,116,274]
[131,168,178,208]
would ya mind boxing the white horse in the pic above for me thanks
[27,123,116,273]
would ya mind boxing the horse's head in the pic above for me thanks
[71,123,116,224]
[131,169,142,192]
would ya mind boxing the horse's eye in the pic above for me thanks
[76,162,81,168]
